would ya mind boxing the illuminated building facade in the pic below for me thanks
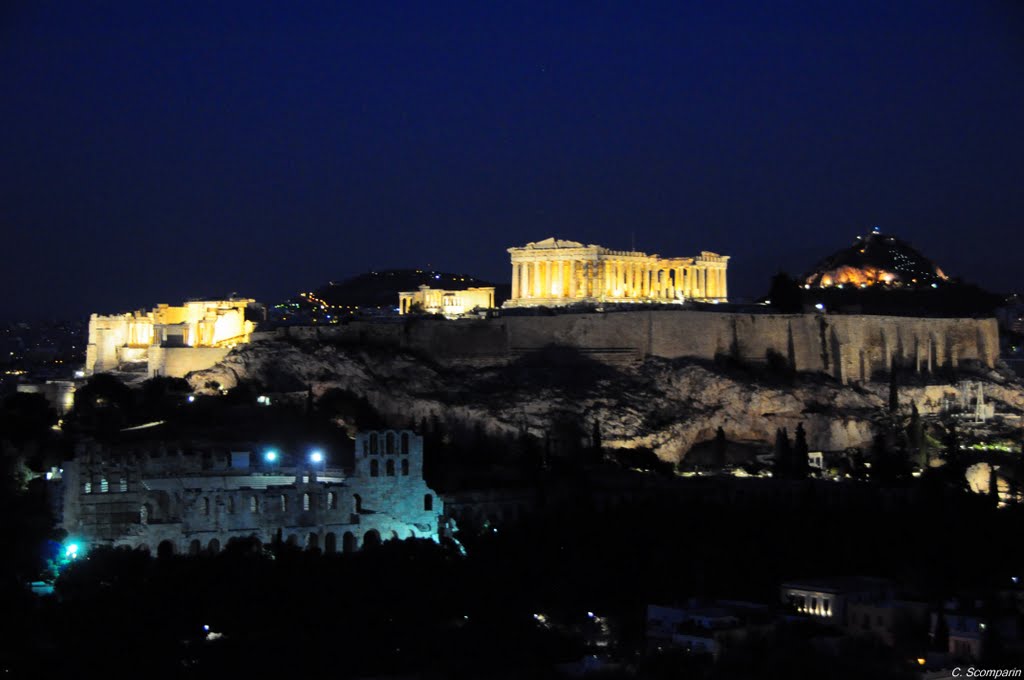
[60,430,443,555]
[503,237,729,307]
[398,285,496,317]
[85,299,257,378]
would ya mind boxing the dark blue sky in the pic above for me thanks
[2,1,1022,319]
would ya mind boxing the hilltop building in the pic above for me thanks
[503,237,729,308]
[85,298,258,378]
[60,430,443,555]
[398,285,496,317]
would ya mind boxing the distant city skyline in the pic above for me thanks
[2,1,1022,319]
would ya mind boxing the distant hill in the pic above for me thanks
[771,228,1004,317]
[305,269,510,310]
[804,227,947,288]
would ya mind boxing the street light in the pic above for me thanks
[309,450,324,465]
[264,450,279,473]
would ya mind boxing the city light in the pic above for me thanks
[264,450,278,463]
[310,450,324,464]
[65,542,81,559]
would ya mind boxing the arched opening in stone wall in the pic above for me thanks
[189,539,201,556]
[136,544,150,556]
[208,538,220,554]
[354,494,363,513]
[363,529,381,550]
[386,460,395,476]
[325,532,337,554]
[401,433,409,454]
[401,459,409,476]
[386,432,395,454]
[286,534,299,547]
[370,460,379,477]
[369,433,379,454]
[308,533,319,551]
[328,491,337,510]
[157,540,176,559]
[343,531,357,553]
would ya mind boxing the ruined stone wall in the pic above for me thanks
[86,313,131,373]
[61,430,442,555]
[286,311,997,383]
[147,346,233,378]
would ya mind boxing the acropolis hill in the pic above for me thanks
[86,236,1018,461]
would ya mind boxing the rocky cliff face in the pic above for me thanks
[188,338,1024,463]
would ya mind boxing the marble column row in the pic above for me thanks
[511,260,727,301]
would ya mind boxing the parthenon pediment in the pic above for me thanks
[524,237,585,249]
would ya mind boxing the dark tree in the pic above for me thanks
[792,423,810,479]
[590,420,603,463]
[767,272,803,313]
[888,362,900,413]
[773,427,792,478]
[713,426,728,469]
[0,393,57,445]
[932,612,949,652]
[66,373,135,434]
[989,465,1000,508]
[907,402,927,470]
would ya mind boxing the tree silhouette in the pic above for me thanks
[767,272,803,313]
[792,423,810,479]
[713,426,727,469]
[774,428,792,478]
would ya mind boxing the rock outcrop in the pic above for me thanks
[188,337,1024,463]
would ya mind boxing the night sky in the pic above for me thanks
[2,1,1022,320]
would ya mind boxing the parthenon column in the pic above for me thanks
[721,268,728,300]
[511,263,520,299]
[569,261,577,298]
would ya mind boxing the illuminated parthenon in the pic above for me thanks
[503,237,729,307]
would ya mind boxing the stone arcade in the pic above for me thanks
[504,237,729,307]
[60,430,443,555]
